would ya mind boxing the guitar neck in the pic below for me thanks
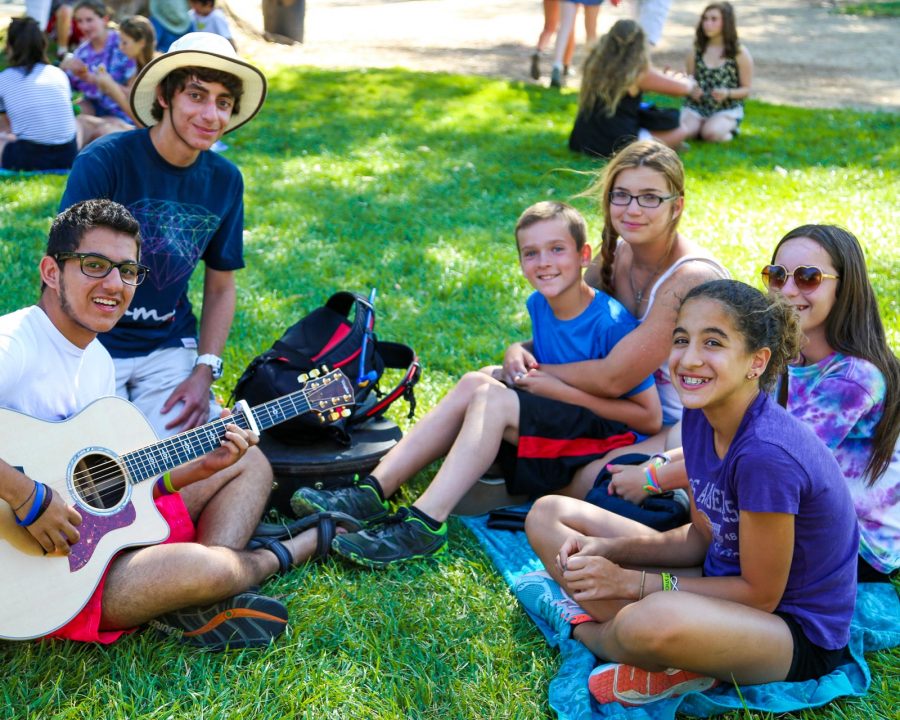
[121,388,315,483]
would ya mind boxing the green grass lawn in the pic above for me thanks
[836,1,900,17]
[1,65,898,718]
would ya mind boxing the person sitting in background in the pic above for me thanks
[150,0,192,51]
[569,20,696,157]
[681,2,753,144]
[94,15,158,123]
[60,0,135,129]
[0,16,79,171]
[189,0,236,50]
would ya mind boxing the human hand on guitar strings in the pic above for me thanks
[195,411,259,477]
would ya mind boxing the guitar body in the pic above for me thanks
[0,397,169,640]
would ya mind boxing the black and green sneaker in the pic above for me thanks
[330,506,447,569]
[290,475,389,525]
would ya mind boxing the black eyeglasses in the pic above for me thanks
[608,190,679,209]
[761,264,839,293]
[55,252,150,286]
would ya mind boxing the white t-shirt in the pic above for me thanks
[189,8,233,39]
[0,306,115,422]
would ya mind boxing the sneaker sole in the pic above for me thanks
[151,595,288,651]
[332,540,448,569]
[589,664,719,706]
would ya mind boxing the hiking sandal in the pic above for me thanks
[249,511,362,566]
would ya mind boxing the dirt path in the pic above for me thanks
[225,0,899,112]
[2,0,897,111]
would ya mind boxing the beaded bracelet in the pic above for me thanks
[643,465,662,494]
[15,481,47,527]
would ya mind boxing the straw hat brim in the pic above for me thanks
[129,50,267,134]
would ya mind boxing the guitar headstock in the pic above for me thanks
[299,367,355,424]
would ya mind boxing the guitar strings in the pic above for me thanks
[64,382,345,498]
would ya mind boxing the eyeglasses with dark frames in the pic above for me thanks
[608,190,679,209]
[760,264,839,293]
[55,252,150,286]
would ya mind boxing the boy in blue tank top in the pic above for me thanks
[291,201,662,567]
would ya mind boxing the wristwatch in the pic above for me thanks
[194,353,224,380]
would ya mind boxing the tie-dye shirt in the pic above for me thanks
[780,352,900,574]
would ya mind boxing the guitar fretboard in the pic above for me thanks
[119,383,341,483]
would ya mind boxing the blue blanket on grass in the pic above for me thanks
[0,168,69,176]
[459,509,900,720]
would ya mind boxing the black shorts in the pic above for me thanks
[498,389,637,497]
[1,137,78,171]
[775,612,850,682]
[857,554,899,584]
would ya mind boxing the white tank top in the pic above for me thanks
[637,255,730,425]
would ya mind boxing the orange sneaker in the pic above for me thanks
[588,662,719,706]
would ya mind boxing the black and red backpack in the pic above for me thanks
[232,291,420,445]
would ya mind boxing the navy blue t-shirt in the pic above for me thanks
[60,129,245,357]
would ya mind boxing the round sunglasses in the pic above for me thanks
[760,264,839,292]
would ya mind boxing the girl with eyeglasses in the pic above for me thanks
[520,280,858,706]
[765,224,900,582]
[531,140,727,499]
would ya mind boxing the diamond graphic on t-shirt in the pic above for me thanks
[129,199,221,291]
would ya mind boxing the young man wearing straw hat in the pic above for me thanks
[61,32,265,443]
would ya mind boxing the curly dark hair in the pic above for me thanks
[680,279,802,393]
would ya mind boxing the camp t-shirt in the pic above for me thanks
[682,392,858,649]
[60,129,244,358]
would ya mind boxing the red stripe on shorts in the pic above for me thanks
[517,433,637,459]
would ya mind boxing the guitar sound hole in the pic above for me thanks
[72,452,127,511]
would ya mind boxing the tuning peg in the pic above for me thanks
[298,373,309,383]
[340,408,351,418]
[317,415,325,424]
[329,411,339,422]
[320,365,330,373]
[309,368,320,378]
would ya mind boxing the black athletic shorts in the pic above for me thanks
[498,388,637,497]
[775,612,850,683]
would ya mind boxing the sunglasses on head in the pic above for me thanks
[760,265,839,292]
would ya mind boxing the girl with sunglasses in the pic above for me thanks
[582,224,900,582]
[765,224,900,582]
[520,279,858,706]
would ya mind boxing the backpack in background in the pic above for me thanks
[232,291,420,445]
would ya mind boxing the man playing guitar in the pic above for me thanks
[0,200,323,649]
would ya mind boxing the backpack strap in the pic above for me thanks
[355,341,421,422]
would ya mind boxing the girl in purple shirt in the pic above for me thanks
[522,279,858,707]
[60,0,135,122]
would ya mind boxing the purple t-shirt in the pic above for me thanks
[683,392,858,650]
[68,31,135,121]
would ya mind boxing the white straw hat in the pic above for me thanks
[129,32,266,134]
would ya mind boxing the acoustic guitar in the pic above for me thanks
[0,368,353,640]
